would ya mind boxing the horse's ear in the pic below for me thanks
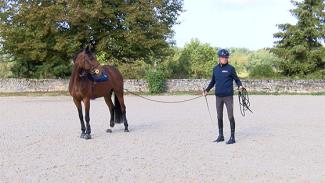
[85,45,90,51]
[84,44,96,60]
[72,53,78,63]
[84,44,92,53]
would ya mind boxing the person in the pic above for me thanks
[203,49,243,144]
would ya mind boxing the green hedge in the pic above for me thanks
[146,68,166,94]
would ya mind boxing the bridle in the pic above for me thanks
[83,55,101,75]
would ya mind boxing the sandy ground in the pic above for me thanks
[0,95,324,183]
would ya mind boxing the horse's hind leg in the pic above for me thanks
[104,90,114,133]
[115,92,129,132]
[83,98,92,139]
[73,98,86,138]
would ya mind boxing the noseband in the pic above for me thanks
[76,57,101,79]
[83,56,101,75]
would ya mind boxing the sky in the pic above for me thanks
[173,0,298,50]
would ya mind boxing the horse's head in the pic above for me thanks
[73,48,102,76]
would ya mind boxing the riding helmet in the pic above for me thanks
[217,49,230,58]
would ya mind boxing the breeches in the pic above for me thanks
[216,96,234,120]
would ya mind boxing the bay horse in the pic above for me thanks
[69,47,129,140]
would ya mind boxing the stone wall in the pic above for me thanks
[0,78,69,93]
[240,80,325,93]
[0,78,325,93]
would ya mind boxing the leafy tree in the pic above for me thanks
[228,48,252,77]
[249,64,276,79]
[0,52,14,78]
[177,39,216,78]
[159,47,186,78]
[229,48,251,55]
[0,0,183,78]
[163,47,190,78]
[272,0,325,76]
[245,49,283,74]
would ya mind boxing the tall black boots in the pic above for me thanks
[214,118,236,144]
[214,119,224,142]
[226,118,236,144]
[214,129,224,142]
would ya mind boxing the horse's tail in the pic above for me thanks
[113,92,123,123]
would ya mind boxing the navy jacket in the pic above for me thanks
[205,63,242,97]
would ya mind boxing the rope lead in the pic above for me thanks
[238,88,253,116]
[124,89,202,103]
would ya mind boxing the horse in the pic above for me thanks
[69,47,129,140]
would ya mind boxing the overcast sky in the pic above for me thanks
[173,0,298,50]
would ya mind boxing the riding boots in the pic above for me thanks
[226,118,236,144]
[214,119,224,142]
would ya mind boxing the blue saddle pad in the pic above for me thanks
[87,70,109,82]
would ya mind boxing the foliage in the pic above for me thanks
[246,49,280,68]
[163,47,190,79]
[229,47,251,55]
[167,39,217,78]
[0,53,14,78]
[146,67,165,94]
[97,50,149,79]
[0,62,14,78]
[114,60,148,79]
[185,39,216,78]
[304,69,325,79]
[249,64,276,78]
[228,48,251,77]
[271,0,325,76]
[244,49,283,78]
[0,0,183,78]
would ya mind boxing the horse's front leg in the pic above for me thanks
[83,98,92,139]
[73,98,86,138]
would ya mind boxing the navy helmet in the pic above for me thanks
[217,49,230,58]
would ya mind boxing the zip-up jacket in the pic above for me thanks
[205,63,242,97]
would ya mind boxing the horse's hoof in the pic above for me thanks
[124,129,129,132]
[106,129,112,133]
[84,134,92,140]
[80,133,86,138]
[110,122,115,127]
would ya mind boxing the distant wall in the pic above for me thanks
[1,78,325,93]
[0,78,69,93]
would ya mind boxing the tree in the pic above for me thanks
[178,39,216,78]
[272,0,324,76]
[228,48,251,77]
[0,0,183,78]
